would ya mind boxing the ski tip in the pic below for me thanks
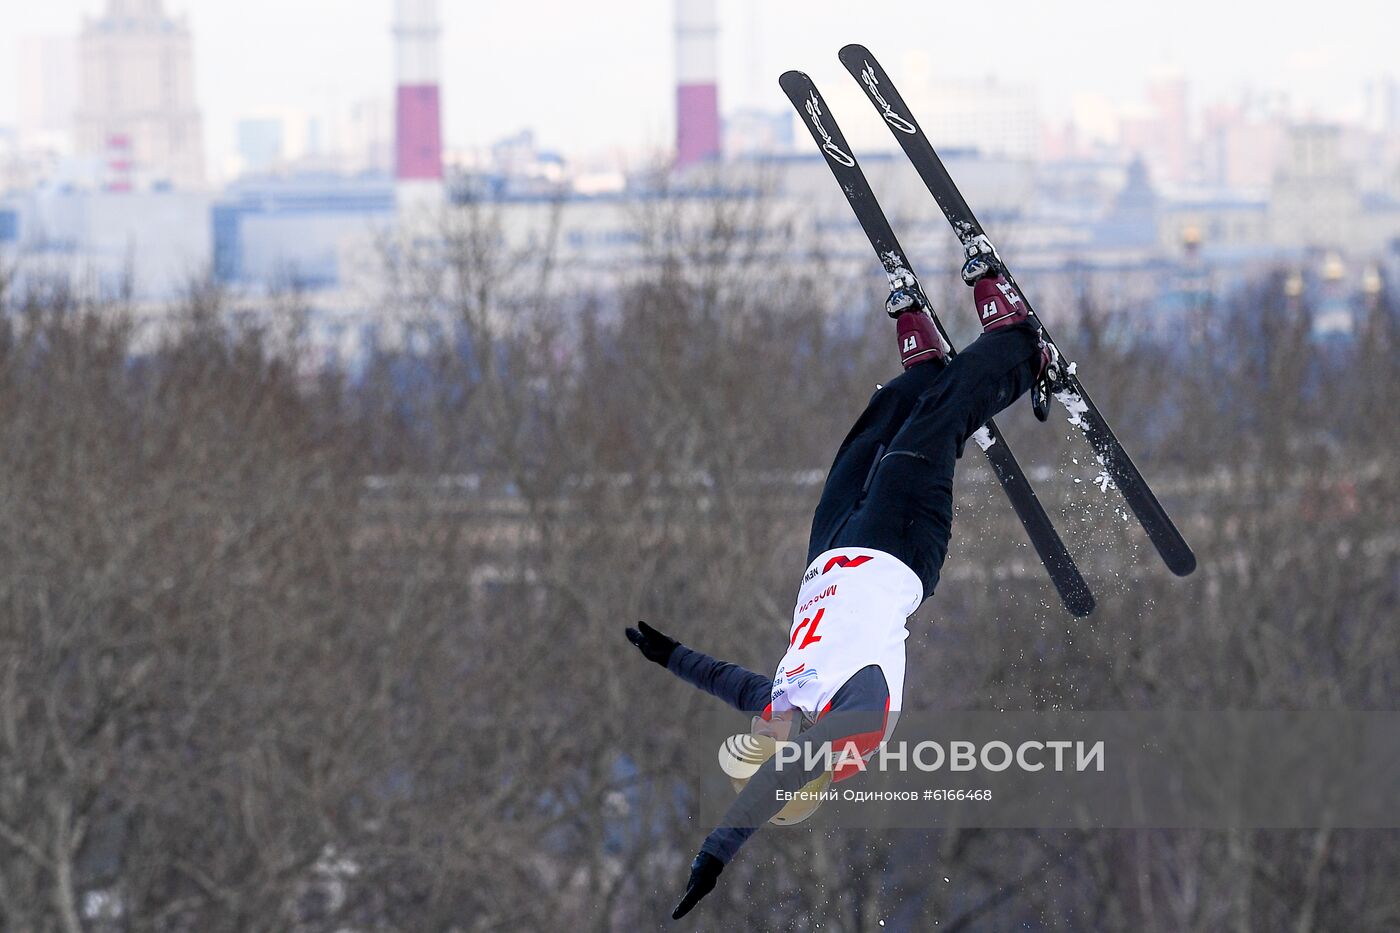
[839,43,873,62]
[778,70,813,97]
[1055,572,1096,617]
[1168,548,1197,577]
[1067,591,1096,618]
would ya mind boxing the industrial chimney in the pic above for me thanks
[674,0,720,168]
[394,0,444,208]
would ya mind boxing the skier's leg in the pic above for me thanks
[839,323,1042,598]
[806,359,946,564]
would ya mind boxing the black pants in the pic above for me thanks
[806,323,1041,602]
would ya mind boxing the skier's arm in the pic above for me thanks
[673,709,881,919]
[666,645,772,712]
[672,666,891,919]
[672,730,830,919]
[703,698,885,853]
[624,622,771,713]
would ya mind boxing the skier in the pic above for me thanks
[625,251,1058,919]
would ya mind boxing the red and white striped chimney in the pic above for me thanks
[675,0,720,168]
[394,0,444,206]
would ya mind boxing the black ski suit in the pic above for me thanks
[666,323,1042,864]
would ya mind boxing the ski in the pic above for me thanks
[838,45,1197,578]
[780,70,1096,617]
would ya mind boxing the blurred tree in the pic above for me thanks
[0,193,1394,931]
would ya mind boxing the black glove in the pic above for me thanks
[625,620,679,667]
[672,851,723,920]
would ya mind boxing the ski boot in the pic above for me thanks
[886,276,947,370]
[961,243,1065,421]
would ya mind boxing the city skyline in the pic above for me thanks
[2,0,1396,173]
[4,0,1399,310]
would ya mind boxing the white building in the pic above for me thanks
[1269,124,1362,251]
[1,189,212,299]
[341,98,395,177]
[17,36,79,150]
[896,55,1039,160]
[75,0,205,190]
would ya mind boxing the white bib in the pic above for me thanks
[769,547,922,718]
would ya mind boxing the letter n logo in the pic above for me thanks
[822,554,873,574]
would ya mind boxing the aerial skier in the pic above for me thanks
[625,252,1059,919]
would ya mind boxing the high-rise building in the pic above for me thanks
[1269,124,1361,249]
[344,98,395,176]
[899,62,1038,160]
[75,0,205,190]
[1363,77,1400,137]
[724,109,793,157]
[1146,77,1189,183]
[17,36,79,148]
[1201,96,1285,193]
[236,119,286,176]
[234,110,331,177]
[1119,75,1190,187]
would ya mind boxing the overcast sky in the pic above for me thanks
[0,0,1391,164]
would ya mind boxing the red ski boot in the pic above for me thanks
[962,250,1032,332]
[886,286,947,370]
[961,247,1063,421]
